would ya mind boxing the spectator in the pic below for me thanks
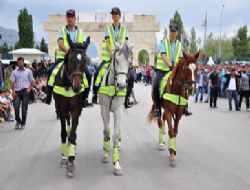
[209,67,220,108]
[195,68,208,103]
[0,59,4,90]
[224,68,240,111]
[10,57,35,129]
[0,90,14,121]
[239,69,250,111]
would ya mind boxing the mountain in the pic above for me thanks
[0,26,19,47]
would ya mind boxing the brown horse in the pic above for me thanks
[148,51,199,166]
[53,35,90,177]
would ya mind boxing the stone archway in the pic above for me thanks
[44,13,160,65]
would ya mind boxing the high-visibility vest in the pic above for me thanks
[56,27,84,59]
[94,62,110,87]
[163,93,188,106]
[102,25,127,62]
[159,71,172,98]
[156,39,183,71]
[48,60,88,97]
[99,85,127,97]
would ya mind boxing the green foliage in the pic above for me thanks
[232,25,250,60]
[169,11,184,41]
[203,32,234,61]
[40,37,48,53]
[17,7,34,48]
[189,27,198,54]
[138,49,149,65]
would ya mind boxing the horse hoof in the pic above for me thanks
[66,162,75,178]
[101,152,109,164]
[114,168,123,176]
[158,143,165,151]
[169,155,176,167]
[60,158,68,168]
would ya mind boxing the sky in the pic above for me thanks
[0,0,249,45]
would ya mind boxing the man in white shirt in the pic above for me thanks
[224,68,240,111]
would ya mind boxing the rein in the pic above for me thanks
[170,59,193,121]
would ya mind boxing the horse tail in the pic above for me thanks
[147,103,156,124]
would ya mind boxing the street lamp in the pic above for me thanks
[218,4,225,63]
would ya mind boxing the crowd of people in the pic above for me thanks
[1,55,250,123]
[195,63,250,111]
[0,59,49,122]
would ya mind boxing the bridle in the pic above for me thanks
[64,47,86,85]
[172,58,197,97]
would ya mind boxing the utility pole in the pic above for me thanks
[218,4,225,62]
[201,12,207,51]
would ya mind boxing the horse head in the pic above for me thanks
[65,34,90,93]
[182,51,200,86]
[112,41,134,91]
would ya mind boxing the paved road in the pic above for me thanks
[0,83,250,190]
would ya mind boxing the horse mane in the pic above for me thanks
[170,57,185,83]
[62,52,72,89]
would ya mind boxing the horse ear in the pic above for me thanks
[67,33,73,49]
[115,42,122,50]
[194,50,200,60]
[83,36,90,50]
[183,51,188,60]
[127,41,135,50]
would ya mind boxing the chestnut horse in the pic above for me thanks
[148,51,199,166]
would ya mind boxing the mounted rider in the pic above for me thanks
[152,24,192,118]
[45,9,88,105]
[92,7,129,104]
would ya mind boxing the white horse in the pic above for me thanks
[99,42,134,176]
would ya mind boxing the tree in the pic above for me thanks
[138,49,149,65]
[40,37,48,53]
[17,8,34,48]
[169,11,184,41]
[0,43,12,59]
[204,32,234,61]
[232,25,250,60]
[204,32,217,59]
[189,27,198,54]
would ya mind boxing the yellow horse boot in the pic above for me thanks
[158,124,166,151]
[101,139,110,163]
[168,137,177,167]
[66,143,76,178]
[60,143,68,168]
[112,146,123,176]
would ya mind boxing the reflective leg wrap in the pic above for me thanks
[168,137,176,152]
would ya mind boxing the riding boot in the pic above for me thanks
[45,86,53,105]
[92,85,99,104]
[184,106,193,116]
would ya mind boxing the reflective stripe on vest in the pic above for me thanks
[102,25,126,61]
[99,85,127,97]
[48,61,64,86]
[95,62,111,86]
[163,93,188,106]
[56,27,84,59]
[156,39,182,71]
[159,71,172,98]
[53,74,89,97]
